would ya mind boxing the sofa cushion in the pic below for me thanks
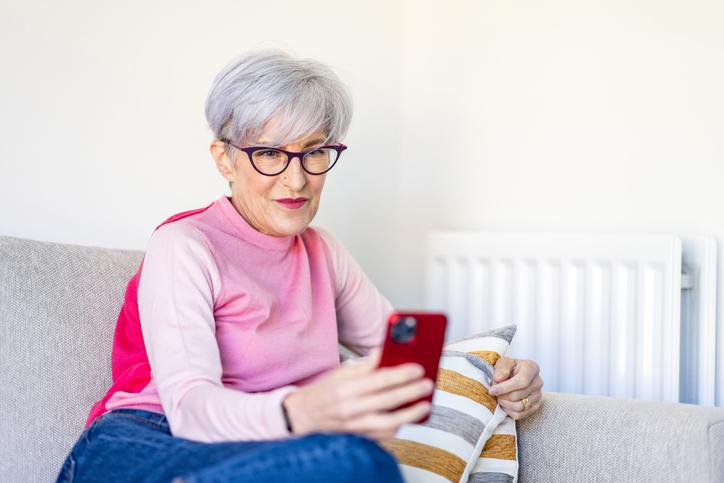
[0,236,144,483]
[517,391,724,482]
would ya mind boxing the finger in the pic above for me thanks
[494,376,542,402]
[504,387,542,407]
[363,360,427,389]
[344,348,381,375]
[490,360,540,396]
[511,374,544,400]
[368,348,382,367]
[345,400,432,437]
[345,347,421,375]
[497,390,542,418]
[349,378,434,416]
[525,389,542,407]
[492,357,515,384]
[498,396,540,420]
[329,364,425,406]
[495,389,528,403]
[338,349,389,382]
[496,398,522,414]
[331,378,432,422]
[503,399,541,420]
[495,376,544,403]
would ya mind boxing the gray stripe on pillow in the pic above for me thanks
[468,472,514,483]
[442,351,495,380]
[447,325,517,345]
[422,405,487,446]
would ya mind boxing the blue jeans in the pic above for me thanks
[56,409,403,483]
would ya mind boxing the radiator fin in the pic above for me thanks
[425,233,684,403]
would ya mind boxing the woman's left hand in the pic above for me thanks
[489,357,543,420]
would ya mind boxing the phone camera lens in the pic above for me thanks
[391,317,417,343]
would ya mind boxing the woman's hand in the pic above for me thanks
[282,349,434,440]
[489,357,543,420]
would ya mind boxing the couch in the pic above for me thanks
[1,234,723,482]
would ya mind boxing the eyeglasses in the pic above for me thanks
[222,139,347,176]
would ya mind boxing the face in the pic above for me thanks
[211,126,328,237]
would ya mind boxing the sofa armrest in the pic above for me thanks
[517,392,724,482]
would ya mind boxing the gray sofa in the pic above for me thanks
[1,235,723,482]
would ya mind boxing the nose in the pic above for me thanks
[280,155,307,191]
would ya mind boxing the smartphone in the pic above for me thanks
[379,312,447,423]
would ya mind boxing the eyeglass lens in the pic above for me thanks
[251,148,339,175]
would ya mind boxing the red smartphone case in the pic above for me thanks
[378,312,447,422]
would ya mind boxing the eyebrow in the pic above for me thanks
[254,137,327,150]
[302,138,327,149]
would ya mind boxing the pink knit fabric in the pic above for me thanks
[87,196,392,442]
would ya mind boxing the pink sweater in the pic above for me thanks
[87,196,392,442]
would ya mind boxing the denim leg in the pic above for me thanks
[56,409,403,483]
[178,433,403,483]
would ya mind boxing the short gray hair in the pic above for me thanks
[205,50,353,161]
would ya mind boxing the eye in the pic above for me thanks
[306,149,325,158]
[257,149,283,159]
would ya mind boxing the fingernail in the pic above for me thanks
[489,387,499,396]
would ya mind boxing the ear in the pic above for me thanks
[210,140,235,183]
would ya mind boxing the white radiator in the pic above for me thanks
[425,233,717,405]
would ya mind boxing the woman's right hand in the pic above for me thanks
[282,349,434,440]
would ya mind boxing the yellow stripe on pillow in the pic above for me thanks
[436,368,497,414]
[480,434,517,461]
[466,350,502,367]
[381,439,467,483]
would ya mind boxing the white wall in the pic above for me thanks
[396,0,724,405]
[2,1,723,404]
[0,0,404,298]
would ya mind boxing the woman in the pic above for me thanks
[57,50,543,482]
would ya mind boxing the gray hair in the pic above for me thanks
[205,50,353,162]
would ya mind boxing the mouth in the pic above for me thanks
[274,197,309,210]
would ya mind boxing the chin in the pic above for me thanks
[267,208,317,237]
[270,221,312,237]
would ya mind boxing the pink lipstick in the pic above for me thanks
[275,197,308,210]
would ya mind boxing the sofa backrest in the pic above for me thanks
[0,235,144,483]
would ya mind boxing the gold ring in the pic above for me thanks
[522,397,530,412]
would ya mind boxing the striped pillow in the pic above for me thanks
[381,325,518,483]
[467,414,517,482]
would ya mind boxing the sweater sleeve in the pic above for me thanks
[314,227,394,356]
[137,223,296,442]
